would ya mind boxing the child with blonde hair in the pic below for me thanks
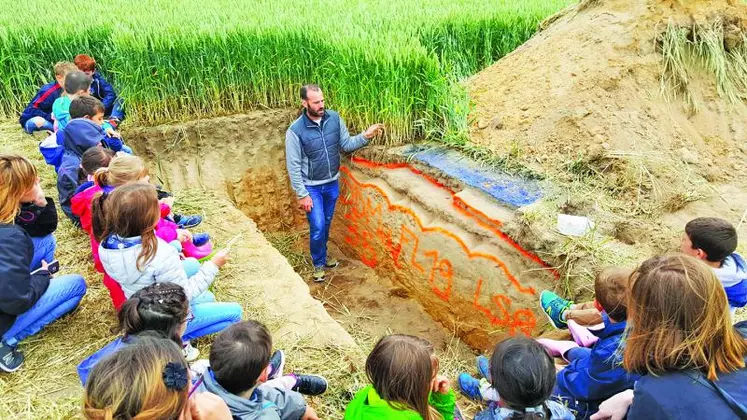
[0,154,87,372]
[19,61,77,133]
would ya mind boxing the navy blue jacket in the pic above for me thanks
[90,72,117,116]
[554,313,640,418]
[285,110,368,198]
[57,119,106,225]
[0,224,51,337]
[19,81,62,126]
[628,322,747,419]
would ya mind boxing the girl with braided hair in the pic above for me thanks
[77,282,240,385]
[83,334,232,420]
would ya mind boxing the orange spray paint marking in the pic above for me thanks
[349,156,559,279]
[424,250,453,301]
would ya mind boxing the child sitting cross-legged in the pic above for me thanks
[461,337,576,420]
[195,320,328,420]
[344,334,456,420]
[78,282,241,385]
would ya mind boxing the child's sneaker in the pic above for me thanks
[476,355,491,380]
[174,214,202,229]
[0,343,24,373]
[312,267,325,283]
[325,258,339,269]
[457,373,482,401]
[192,233,210,247]
[291,374,328,395]
[540,290,572,329]
[268,350,285,380]
[182,342,200,362]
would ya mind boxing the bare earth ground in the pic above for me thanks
[468,0,747,304]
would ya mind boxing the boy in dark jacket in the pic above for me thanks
[56,96,110,225]
[198,321,326,420]
[539,267,640,419]
[19,62,78,133]
[74,54,125,123]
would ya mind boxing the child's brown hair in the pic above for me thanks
[365,334,441,420]
[594,267,631,322]
[78,148,115,184]
[624,254,747,381]
[92,183,161,270]
[94,155,148,188]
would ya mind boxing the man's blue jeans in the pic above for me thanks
[24,117,54,134]
[306,180,339,268]
[2,274,87,346]
[30,234,56,271]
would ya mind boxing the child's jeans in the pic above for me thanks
[30,234,56,271]
[24,117,54,134]
[183,291,242,341]
[2,274,87,346]
[306,180,339,268]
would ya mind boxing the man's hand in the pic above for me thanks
[299,196,313,213]
[301,407,320,420]
[363,123,384,140]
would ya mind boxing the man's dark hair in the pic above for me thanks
[300,84,321,100]
[685,217,738,263]
[209,320,272,395]
[70,95,105,119]
[63,70,93,95]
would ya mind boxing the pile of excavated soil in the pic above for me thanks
[468,0,747,294]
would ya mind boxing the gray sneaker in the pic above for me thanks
[0,343,24,373]
[312,267,326,282]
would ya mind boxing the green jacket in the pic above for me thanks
[344,385,456,420]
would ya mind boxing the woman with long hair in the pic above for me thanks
[0,154,87,373]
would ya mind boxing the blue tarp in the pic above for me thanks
[405,147,542,208]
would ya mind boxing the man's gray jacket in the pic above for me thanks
[285,109,368,199]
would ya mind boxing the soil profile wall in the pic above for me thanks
[333,158,558,349]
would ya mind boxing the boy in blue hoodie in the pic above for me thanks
[198,320,327,420]
[681,217,747,317]
[19,62,77,133]
[56,96,127,224]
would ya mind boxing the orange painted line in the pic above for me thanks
[348,157,559,279]
[340,166,536,295]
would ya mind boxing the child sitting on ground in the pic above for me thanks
[78,282,241,384]
[54,95,132,224]
[51,70,91,131]
[14,174,58,271]
[462,337,575,420]
[196,320,328,420]
[83,335,232,420]
[539,267,639,418]
[345,334,456,420]
[19,61,77,134]
[93,183,228,301]
[680,217,747,316]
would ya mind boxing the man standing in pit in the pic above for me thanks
[286,84,383,282]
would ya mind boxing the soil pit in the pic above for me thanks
[125,110,559,353]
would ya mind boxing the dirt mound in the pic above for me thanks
[467,0,747,292]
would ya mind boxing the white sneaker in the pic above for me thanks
[182,342,200,362]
